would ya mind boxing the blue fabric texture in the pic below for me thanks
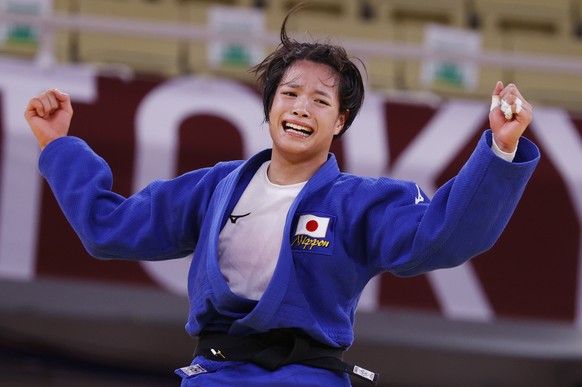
[39,130,539,382]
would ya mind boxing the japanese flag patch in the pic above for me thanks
[292,213,335,255]
[295,214,330,238]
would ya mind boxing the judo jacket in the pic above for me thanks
[38,130,539,350]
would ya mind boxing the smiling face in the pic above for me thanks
[268,60,347,168]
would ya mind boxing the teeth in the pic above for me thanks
[284,122,313,134]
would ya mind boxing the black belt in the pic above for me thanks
[194,329,379,385]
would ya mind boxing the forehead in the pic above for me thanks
[280,60,339,91]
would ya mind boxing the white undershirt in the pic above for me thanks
[218,161,306,300]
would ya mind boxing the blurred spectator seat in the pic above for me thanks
[54,0,77,65]
[183,0,258,82]
[473,0,576,106]
[367,0,471,93]
[509,35,582,110]
[0,0,52,60]
[72,0,185,76]
[474,0,573,45]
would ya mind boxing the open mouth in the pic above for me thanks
[283,121,313,138]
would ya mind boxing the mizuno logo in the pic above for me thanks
[229,212,251,224]
[415,184,424,205]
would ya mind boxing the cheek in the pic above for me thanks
[267,110,280,135]
[268,99,282,121]
[267,104,277,125]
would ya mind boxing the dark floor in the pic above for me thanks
[3,279,582,387]
[0,347,177,387]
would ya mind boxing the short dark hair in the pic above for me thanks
[251,4,365,139]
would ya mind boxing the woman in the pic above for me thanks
[25,7,538,387]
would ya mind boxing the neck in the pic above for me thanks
[268,150,327,185]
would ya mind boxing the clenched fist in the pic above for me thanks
[25,88,73,150]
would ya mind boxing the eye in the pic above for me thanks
[282,91,296,97]
[316,99,330,106]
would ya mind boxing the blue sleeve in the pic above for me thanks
[370,130,540,276]
[38,136,230,261]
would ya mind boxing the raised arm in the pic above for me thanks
[363,83,539,277]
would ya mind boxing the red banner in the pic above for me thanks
[0,58,580,325]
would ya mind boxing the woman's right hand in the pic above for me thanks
[24,88,73,150]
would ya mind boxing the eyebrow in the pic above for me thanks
[282,82,334,100]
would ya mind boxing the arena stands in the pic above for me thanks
[1,0,580,108]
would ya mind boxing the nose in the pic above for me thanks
[292,97,310,118]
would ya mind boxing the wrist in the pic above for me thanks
[491,135,517,162]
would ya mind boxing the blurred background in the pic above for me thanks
[1,0,582,386]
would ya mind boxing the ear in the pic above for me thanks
[334,109,349,135]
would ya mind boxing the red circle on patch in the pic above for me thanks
[306,220,318,232]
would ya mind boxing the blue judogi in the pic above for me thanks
[39,130,539,385]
